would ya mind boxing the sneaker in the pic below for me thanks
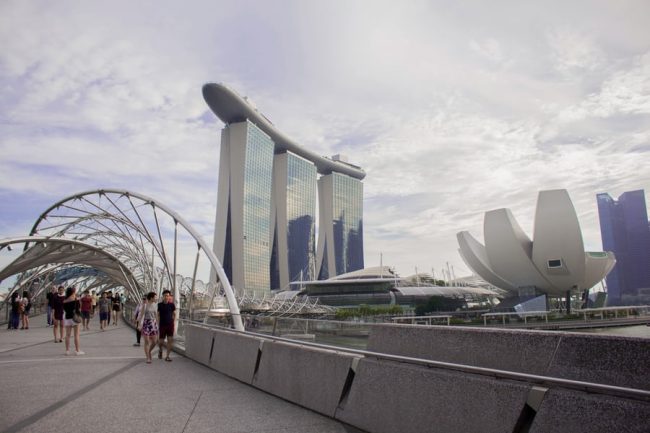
[133,343,140,346]
[65,351,71,356]
[75,351,85,356]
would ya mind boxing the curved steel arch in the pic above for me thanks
[28,189,244,331]
[0,236,142,300]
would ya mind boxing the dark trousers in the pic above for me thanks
[136,328,141,344]
[9,312,20,329]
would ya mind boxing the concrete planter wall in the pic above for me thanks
[184,324,650,433]
[367,324,650,390]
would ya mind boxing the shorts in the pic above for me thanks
[159,323,174,338]
[112,305,121,312]
[81,311,90,319]
[99,312,109,321]
[54,311,64,321]
[63,318,79,327]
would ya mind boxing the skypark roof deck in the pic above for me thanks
[202,83,366,180]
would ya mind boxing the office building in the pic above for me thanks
[597,189,650,304]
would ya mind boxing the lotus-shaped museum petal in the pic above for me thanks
[457,189,615,297]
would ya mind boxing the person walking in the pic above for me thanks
[46,286,56,327]
[97,292,110,331]
[20,291,31,330]
[132,295,146,347]
[63,286,84,355]
[80,290,93,331]
[8,292,21,330]
[157,289,176,362]
[90,290,98,318]
[138,292,159,364]
[105,292,112,326]
[112,292,122,326]
[51,286,65,342]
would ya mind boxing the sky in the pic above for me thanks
[1,0,649,280]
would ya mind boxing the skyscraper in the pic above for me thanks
[213,120,275,294]
[597,189,650,304]
[204,83,365,294]
[316,171,364,280]
[271,152,317,289]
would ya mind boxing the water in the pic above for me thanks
[310,324,650,350]
[577,324,650,338]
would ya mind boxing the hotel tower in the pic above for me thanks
[203,83,365,295]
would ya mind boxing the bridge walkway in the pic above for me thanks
[0,314,358,433]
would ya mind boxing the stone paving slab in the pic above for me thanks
[0,314,361,433]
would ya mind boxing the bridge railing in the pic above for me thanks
[180,318,650,433]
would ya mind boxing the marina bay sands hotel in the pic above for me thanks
[203,83,365,294]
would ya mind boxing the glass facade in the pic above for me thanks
[597,190,650,304]
[270,153,317,289]
[329,173,364,277]
[216,123,364,293]
[241,121,275,292]
[286,154,317,282]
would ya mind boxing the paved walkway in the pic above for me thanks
[0,314,360,433]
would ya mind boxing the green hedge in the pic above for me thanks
[335,304,403,319]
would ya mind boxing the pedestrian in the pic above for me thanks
[133,295,146,346]
[80,290,92,331]
[20,291,31,330]
[98,292,110,331]
[8,292,21,330]
[46,286,56,326]
[112,292,122,326]
[106,291,112,326]
[63,286,84,355]
[91,291,98,317]
[138,292,159,364]
[51,286,65,342]
[157,289,176,362]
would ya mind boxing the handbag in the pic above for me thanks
[73,300,82,323]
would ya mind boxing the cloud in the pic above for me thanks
[558,52,650,121]
[1,0,649,280]
[546,28,604,77]
[470,38,506,65]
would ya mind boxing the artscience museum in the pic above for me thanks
[457,189,616,308]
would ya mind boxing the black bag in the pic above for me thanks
[72,300,82,323]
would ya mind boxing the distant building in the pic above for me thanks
[284,266,499,309]
[204,83,365,295]
[597,190,650,304]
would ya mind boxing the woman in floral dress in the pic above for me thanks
[138,292,159,364]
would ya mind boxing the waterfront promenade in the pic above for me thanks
[0,315,358,433]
